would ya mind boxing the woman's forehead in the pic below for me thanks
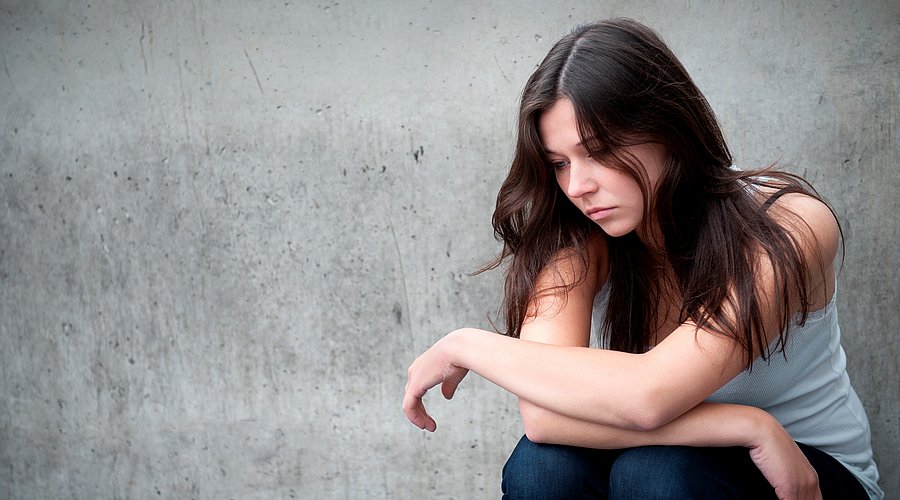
[537,99,582,152]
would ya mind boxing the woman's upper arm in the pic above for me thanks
[518,236,607,347]
[772,192,840,306]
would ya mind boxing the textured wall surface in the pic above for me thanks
[1,1,897,498]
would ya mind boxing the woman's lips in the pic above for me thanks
[586,206,615,220]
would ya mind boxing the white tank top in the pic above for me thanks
[591,284,883,498]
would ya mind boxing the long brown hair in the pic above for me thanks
[483,18,833,366]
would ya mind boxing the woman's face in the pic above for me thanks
[538,97,665,240]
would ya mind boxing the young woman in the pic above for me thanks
[402,19,882,499]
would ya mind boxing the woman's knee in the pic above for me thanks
[609,446,774,500]
[502,435,613,499]
[609,446,695,499]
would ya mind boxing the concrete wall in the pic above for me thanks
[1,0,896,498]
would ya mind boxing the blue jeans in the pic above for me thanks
[501,435,868,499]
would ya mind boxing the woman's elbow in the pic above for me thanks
[626,391,678,431]
[518,401,555,444]
[627,410,668,431]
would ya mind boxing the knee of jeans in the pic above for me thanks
[501,435,601,499]
[609,446,696,499]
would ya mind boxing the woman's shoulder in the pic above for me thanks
[759,188,841,310]
[738,171,841,261]
[534,234,610,300]
[765,190,841,263]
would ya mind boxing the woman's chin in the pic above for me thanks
[597,222,636,238]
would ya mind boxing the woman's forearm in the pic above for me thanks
[447,327,741,430]
[519,399,778,450]
[447,328,654,429]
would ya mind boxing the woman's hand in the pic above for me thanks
[403,329,470,432]
[748,414,822,500]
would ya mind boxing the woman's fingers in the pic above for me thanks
[402,389,437,431]
[404,332,468,432]
[404,356,441,431]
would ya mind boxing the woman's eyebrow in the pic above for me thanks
[543,140,593,156]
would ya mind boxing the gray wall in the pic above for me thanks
[1,1,896,498]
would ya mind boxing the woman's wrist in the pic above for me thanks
[444,327,483,369]
[743,406,785,449]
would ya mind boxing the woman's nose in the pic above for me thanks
[565,160,598,199]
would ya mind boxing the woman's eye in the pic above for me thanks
[550,160,569,170]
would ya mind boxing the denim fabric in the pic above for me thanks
[501,435,868,499]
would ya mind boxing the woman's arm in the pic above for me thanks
[404,194,840,432]
[521,400,779,450]
[522,400,821,500]
[403,231,745,431]
[404,326,743,431]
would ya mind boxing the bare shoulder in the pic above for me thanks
[765,191,840,308]
[768,191,841,265]
[535,234,609,294]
